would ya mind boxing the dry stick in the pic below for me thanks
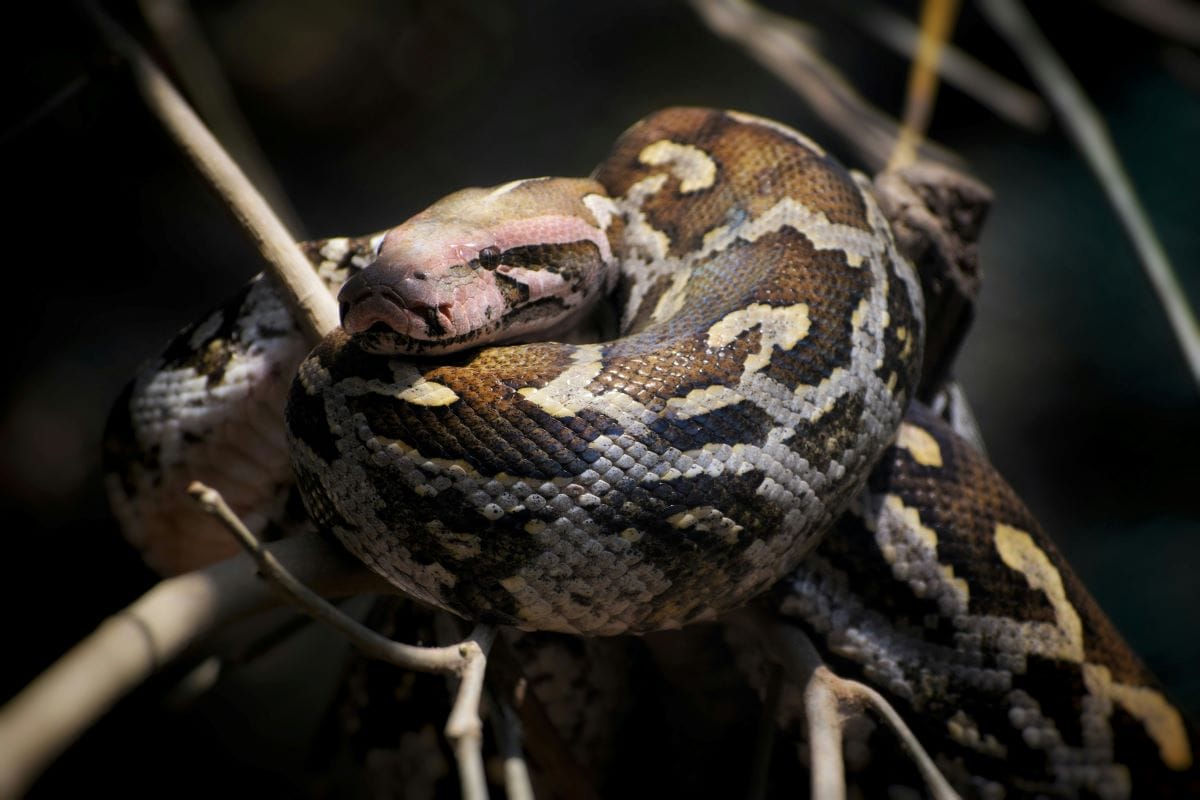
[190,482,497,800]
[739,609,961,800]
[492,697,536,800]
[688,0,957,171]
[1098,0,1200,49]
[0,534,384,800]
[138,0,307,238]
[976,0,1200,389]
[888,0,962,171]
[822,0,1047,130]
[82,0,338,342]
[188,482,485,674]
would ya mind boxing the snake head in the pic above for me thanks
[338,178,618,356]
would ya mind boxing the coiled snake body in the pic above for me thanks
[105,108,1197,796]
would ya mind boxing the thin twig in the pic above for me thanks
[888,0,962,170]
[188,481,480,674]
[493,696,535,800]
[737,608,960,800]
[819,0,1048,130]
[82,0,338,343]
[688,0,957,171]
[976,0,1200,389]
[138,0,307,237]
[445,628,497,800]
[0,534,382,799]
[191,481,499,800]
[1097,0,1200,49]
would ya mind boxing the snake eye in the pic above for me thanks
[478,246,501,270]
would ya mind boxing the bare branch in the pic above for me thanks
[445,628,497,800]
[0,534,381,799]
[492,697,536,800]
[688,0,957,170]
[137,0,307,237]
[818,0,1048,130]
[888,0,962,171]
[82,0,338,342]
[737,609,961,800]
[1097,0,1200,49]
[976,0,1200,389]
[188,481,484,675]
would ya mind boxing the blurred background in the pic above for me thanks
[2,0,1197,795]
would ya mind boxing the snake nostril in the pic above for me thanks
[413,271,427,280]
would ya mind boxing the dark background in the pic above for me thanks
[2,0,1198,794]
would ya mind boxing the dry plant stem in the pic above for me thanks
[804,668,847,800]
[445,628,497,800]
[821,0,1047,130]
[191,481,498,799]
[976,0,1200,389]
[0,534,379,800]
[82,0,338,342]
[688,0,956,171]
[1098,0,1200,48]
[493,698,535,800]
[188,481,486,675]
[740,609,961,800]
[138,0,306,237]
[889,0,961,170]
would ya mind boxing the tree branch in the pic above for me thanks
[0,533,383,799]
[81,0,338,342]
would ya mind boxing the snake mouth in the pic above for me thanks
[339,281,454,339]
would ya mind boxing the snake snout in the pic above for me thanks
[339,269,455,338]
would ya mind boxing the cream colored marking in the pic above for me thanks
[883,494,970,603]
[516,345,605,418]
[1082,663,1193,770]
[395,380,459,406]
[581,192,618,231]
[726,110,827,156]
[698,196,876,268]
[318,237,350,262]
[646,265,695,324]
[707,303,811,375]
[499,575,527,592]
[895,422,943,467]
[666,506,744,545]
[486,177,541,200]
[638,140,717,192]
[617,174,671,262]
[993,523,1085,663]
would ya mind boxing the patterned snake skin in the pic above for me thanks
[104,108,1197,797]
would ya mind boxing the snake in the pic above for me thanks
[104,107,1197,797]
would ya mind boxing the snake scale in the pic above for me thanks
[105,108,1197,797]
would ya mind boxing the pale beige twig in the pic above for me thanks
[0,534,383,799]
[688,0,957,170]
[819,0,1048,130]
[188,481,488,675]
[444,628,497,800]
[739,609,960,800]
[493,698,535,800]
[977,0,1200,389]
[190,481,497,800]
[138,0,307,238]
[82,0,338,342]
